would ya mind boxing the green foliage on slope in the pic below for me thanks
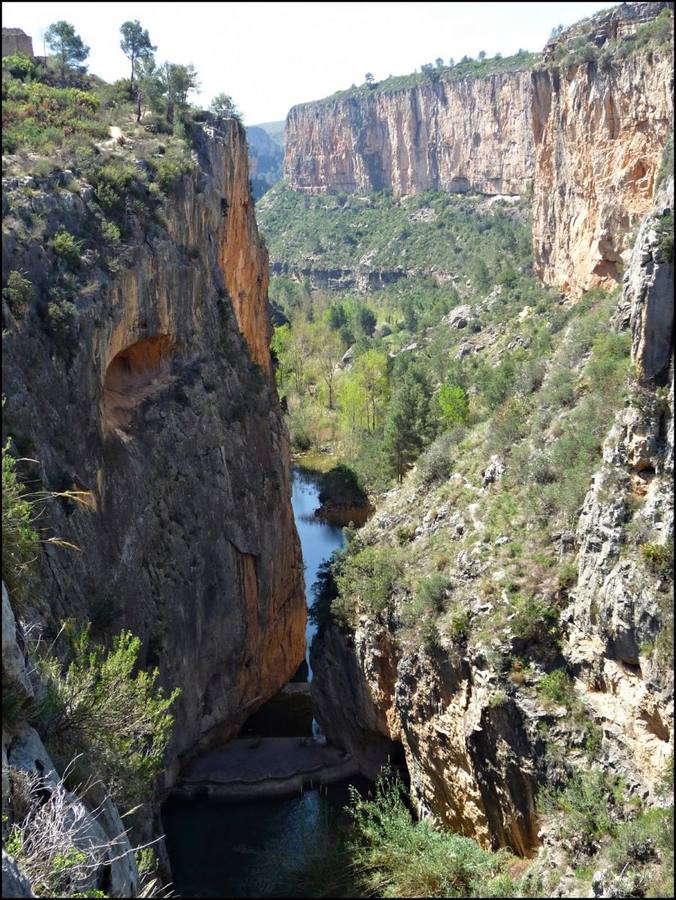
[347,770,523,897]
[31,623,180,812]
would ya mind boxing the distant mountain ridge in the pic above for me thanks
[246,122,285,198]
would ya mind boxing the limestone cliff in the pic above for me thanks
[283,3,673,298]
[564,177,674,798]
[2,119,306,790]
[285,70,535,197]
[311,621,540,855]
[531,49,673,296]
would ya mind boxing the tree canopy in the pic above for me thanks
[44,21,90,82]
[120,20,156,90]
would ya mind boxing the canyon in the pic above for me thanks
[1,3,674,897]
[284,2,673,296]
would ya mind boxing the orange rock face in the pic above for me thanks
[2,118,306,787]
[218,131,273,378]
[532,51,673,297]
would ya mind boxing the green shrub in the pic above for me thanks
[100,219,121,245]
[541,768,624,850]
[417,574,450,614]
[2,80,106,153]
[334,545,401,626]
[417,430,460,486]
[641,541,673,579]
[347,769,521,897]
[89,162,136,215]
[537,668,575,707]
[509,593,559,644]
[47,299,78,332]
[2,439,39,608]
[585,332,630,398]
[3,270,33,316]
[32,624,180,811]
[448,603,470,643]
[150,152,194,194]
[2,54,36,81]
[50,228,82,268]
[437,383,469,427]
[655,210,673,265]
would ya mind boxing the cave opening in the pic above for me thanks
[102,334,175,433]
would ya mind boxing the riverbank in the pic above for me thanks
[171,736,360,801]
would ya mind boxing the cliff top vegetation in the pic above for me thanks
[293,49,539,109]
[289,4,673,114]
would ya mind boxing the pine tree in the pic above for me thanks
[120,20,156,93]
[44,21,89,83]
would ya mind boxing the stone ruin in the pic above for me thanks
[2,27,34,59]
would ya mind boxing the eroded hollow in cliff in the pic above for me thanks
[103,335,176,433]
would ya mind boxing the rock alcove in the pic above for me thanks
[103,334,175,433]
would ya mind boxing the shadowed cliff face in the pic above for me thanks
[2,120,306,787]
[532,51,673,297]
[285,71,535,198]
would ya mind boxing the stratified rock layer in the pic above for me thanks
[2,120,306,787]
[285,71,535,197]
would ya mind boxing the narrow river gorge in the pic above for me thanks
[162,467,370,898]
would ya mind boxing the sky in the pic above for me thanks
[3,2,611,124]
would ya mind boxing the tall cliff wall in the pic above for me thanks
[285,71,535,197]
[283,3,673,297]
[532,50,673,296]
[2,119,306,788]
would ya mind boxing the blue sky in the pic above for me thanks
[3,2,610,124]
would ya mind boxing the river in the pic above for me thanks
[163,466,367,897]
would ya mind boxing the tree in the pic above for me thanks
[354,350,389,433]
[210,92,240,120]
[365,72,374,84]
[383,372,432,482]
[312,322,344,410]
[284,318,314,395]
[435,57,444,68]
[120,20,156,93]
[358,306,377,337]
[326,303,347,331]
[339,373,369,439]
[448,57,455,68]
[437,383,469,427]
[478,50,487,61]
[549,24,564,39]
[44,21,89,83]
[158,62,200,124]
[401,297,418,332]
[135,56,163,122]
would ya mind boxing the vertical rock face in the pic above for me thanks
[566,179,673,797]
[285,71,535,197]
[312,618,540,855]
[531,50,673,297]
[2,120,306,786]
